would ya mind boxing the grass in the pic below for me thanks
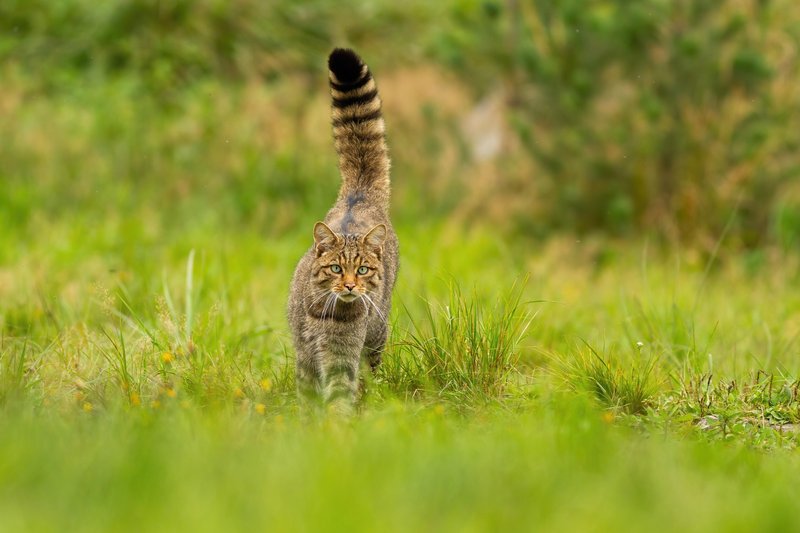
[380,281,531,404]
[560,340,659,415]
[3,53,800,530]
[3,397,800,532]
[3,216,800,531]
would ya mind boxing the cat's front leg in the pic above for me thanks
[295,348,322,407]
[363,321,388,371]
[320,353,361,415]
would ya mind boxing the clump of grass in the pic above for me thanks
[670,370,800,439]
[384,282,532,403]
[560,342,658,415]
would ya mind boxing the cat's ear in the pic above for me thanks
[313,222,338,254]
[362,224,387,252]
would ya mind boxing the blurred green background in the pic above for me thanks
[3,0,799,251]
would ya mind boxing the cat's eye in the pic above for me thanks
[330,265,342,273]
[357,266,369,275]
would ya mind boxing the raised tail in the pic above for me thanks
[328,49,390,210]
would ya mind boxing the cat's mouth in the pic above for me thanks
[336,292,360,303]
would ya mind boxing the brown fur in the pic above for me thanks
[287,49,398,413]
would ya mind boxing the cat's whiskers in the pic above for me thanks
[326,293,337,320]
[321,293,335,320]
[362,293,385,322]
[307,289,331,309]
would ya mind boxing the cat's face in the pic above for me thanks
[311,222,386,304]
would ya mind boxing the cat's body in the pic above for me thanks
[288,49,398,411]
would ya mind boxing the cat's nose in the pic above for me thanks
[344,282,356,291]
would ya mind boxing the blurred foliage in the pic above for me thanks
[0,0,433,93]
[1,0,799,249]
[434,0,800,248]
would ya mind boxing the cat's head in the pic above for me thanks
[310,222,386,303]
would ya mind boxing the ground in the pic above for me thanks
[2,217,799,530]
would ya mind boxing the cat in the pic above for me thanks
[287,48,398,412]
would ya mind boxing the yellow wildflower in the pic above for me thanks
[259,378,272,392]
[234,387,245,399]
[82,402,93,412]
[165,388,177,398]
[254,403,266,415]
[130,392,141,406]
[161,352,174,364]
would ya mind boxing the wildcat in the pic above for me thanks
[287,49,398,412]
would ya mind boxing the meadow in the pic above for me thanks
[3,1,800,531]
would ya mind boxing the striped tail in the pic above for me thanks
[328,49,390,210]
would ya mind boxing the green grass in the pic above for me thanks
[2,214,800,530]
[3,397,800,532]
[3,39,800,530]
[379,281,531,404]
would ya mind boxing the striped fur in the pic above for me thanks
[287,49,399,414]
[328,48,391,212]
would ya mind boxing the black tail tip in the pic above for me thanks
[328,48,364,83]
